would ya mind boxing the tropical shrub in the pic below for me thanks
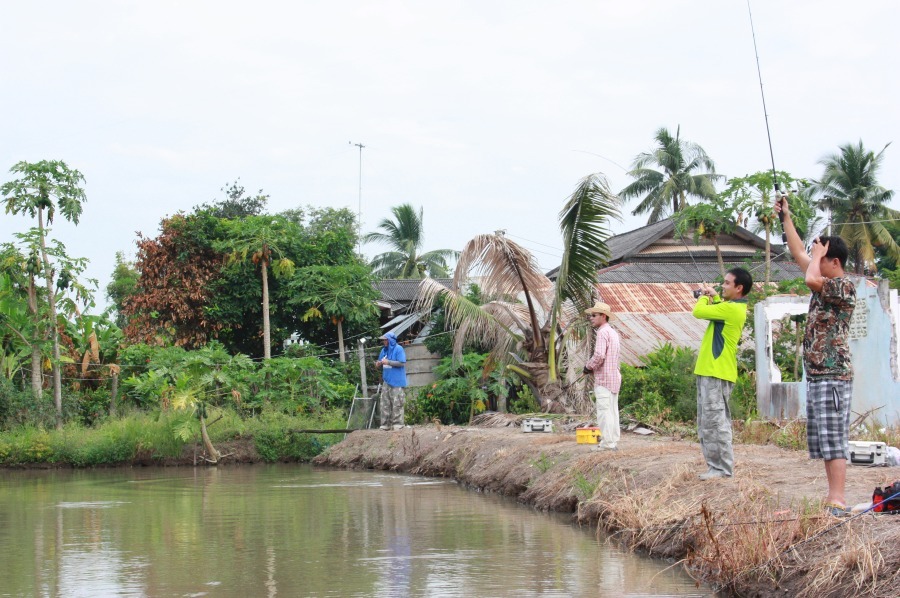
[619,343,698,422]
[412,353,510,425]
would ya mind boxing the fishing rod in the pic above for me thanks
[747,0,790,243]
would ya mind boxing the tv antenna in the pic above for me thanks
[350,141,365,254]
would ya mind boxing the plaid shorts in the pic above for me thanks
[806,379,852,461]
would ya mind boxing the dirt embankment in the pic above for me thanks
[314,421,900,598]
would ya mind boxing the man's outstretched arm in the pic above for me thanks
[774,196,811,273]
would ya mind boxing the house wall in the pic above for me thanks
[755,279,900,426]
[405,343,441,388]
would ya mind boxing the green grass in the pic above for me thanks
[0,407,348,467]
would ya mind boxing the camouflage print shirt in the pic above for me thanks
[803,277,855,380]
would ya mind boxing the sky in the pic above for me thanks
[2,1,899,311]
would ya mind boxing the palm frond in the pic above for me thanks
[554,173,620,313]
[453,233,552,310]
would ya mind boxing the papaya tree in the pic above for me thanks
[2,160,87,422]
[674,197,737,280]
[215,216,297,360]
[288,264,379,362]
[720,171,812,287]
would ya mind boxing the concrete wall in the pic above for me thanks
[404,343,441,388]
[755,279,900,426]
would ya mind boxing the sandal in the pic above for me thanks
[824,503,850,517]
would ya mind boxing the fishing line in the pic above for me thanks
[747,0,788,242]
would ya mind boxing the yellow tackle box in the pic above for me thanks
[576,427,602,444]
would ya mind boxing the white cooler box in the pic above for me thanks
[521,418,553,433]
[848,440,887,466]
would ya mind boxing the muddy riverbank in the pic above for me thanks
[314,420,900,597]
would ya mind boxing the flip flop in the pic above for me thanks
[824,503,850,517]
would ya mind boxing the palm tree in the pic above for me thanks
[619,126,722,223]
[416,174,620,414]
[2,160,87,422]
[811,141,900,274]
[364,204,458,278]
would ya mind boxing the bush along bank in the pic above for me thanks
[316,423,900,598]
[0,407,347,467]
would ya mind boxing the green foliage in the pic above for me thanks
[619,343,698,422]
[728,373,757,421]
[813,141,899,274]
[508,382,540,414]
[411,353,509,424]
[530,452,554,473]
[194,179,269,219]
[0,407,345,466]
[106,251,140,328]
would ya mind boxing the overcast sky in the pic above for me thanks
[2,0,898,310]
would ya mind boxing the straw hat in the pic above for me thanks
[584,301,613,319]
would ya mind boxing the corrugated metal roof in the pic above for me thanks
[596,261,803,284]
[612,312,705,366]
[597,283,699,313]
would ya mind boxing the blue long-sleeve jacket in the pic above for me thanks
[377,332,407,388]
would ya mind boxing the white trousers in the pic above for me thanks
[594,385,620,449]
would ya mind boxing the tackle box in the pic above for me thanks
[576,427,602,444]
[849,440,887,466]
[521,418,553,433]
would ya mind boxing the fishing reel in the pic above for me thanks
[693,289,703,299]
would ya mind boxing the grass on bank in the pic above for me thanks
[0,406,347,467]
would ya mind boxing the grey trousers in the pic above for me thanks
[696,375,734,476]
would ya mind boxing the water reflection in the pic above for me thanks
[0,466,712,597]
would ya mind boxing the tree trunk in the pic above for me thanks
[37,209,63,426]
[26,277,42,399]
[109,371,119,416]
[199,411,221,464]
[713,236,726,281]
[337,318,346,363]
[261,259,271,360]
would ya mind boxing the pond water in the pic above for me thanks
[0,465,713,597]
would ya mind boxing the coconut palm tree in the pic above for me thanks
[416,174,620,414]
[620,126,722,224]
[364,204,458,278]
[811,141,900,274]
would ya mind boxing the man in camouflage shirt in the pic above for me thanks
[776,197,855,516]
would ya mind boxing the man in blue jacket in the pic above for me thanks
[375,332,407,430]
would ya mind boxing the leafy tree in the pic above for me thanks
[288,264,379,362]
[811,141,900,274]
[364,204,457,278]
[2,160,88,422]
[674,197,736,281]
[123,213,226,349]
[0,245,45,396]
[194,179,269,219]
[417,173,620,414]
[215,216,297,360]
[719,171,813,286]
[619,126,722,223]
[106,251,140,328]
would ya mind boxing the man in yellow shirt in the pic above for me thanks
[692,267,752,480]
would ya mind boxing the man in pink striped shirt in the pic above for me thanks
[583,302,622,451]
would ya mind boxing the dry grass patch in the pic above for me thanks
[795,523,886,598]
[586,463,702,554]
